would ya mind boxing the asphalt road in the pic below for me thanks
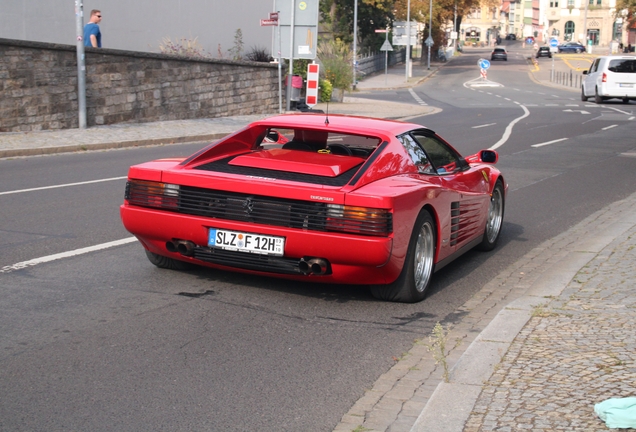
[1,47,635,431]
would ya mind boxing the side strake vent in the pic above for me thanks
[450,200,483,246]
[125,181,392,237]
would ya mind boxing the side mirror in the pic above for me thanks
[480,150,498,163]
[582,70,588,75]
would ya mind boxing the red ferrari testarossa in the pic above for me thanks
[121,114,506,302]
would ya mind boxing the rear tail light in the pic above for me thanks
[326,204,392,236]
[602,73,607,83]
[125,180,180,210]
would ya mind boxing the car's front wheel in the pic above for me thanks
[478,180,505,251]
[145,250,196,271]
[370,210,436,303]
[576,48,582,53]
[581,86,588,101]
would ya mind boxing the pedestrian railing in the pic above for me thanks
[550,69,583,89]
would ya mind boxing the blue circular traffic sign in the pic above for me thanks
[479,59,491,70]
[550,39,559,47]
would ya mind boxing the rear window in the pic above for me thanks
[608,59,636,73]
[494,48,506,53]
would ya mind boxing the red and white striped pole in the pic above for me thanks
[305,62,319,107]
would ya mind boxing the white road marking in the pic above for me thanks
[563,109,590,114]
[0,237,138,274]
[409,88,428,105]
[472,123,497,128]
[490,104,530,150]
[602,124,618,130]
[0,177,127,196]
[531,138,568,148]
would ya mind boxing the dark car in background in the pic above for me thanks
[536,46,552,58]
[491,47,508,61]
[558,42,586,53]
[505,34,516,40]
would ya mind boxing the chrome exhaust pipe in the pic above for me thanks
[298,258,311,275]
[176,240,196,256]
[308,258,328,275]
[166,241,178,253]
[299,257,329,275]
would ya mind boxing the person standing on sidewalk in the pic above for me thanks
[83,10,103,48]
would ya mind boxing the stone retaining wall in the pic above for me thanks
[0,38,280,132]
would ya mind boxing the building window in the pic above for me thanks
[564,21,575,40]
[567,0,574,6]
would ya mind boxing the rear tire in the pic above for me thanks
[595,88,603,104]
[145,250,195,271]
[370,210,436,303]
[478,180,505,252]
[622,98,629,104]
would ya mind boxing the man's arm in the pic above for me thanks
[90,34,98,48]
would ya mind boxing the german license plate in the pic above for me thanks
[619,83,633,88]
[208,228,285,256]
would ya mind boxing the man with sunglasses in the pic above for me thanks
[83,10,102,48]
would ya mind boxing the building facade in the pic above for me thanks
[542,0,629,47]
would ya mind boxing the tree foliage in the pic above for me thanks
[393,0,482,53]
[320,0,394,52]
[615,0,636,27]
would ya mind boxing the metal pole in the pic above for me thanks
[582,0,589,51]
[454,0,457,51]
[427,0,432,70]
[286,0,296,112]
[406,0,411,81]
[278,12,282,113]
[75,0,87,129]
[385,31,389,85]
[353,0,358,89]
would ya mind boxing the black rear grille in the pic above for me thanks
[179,186,328,230]
[193,247,302,275]
[194,156,360,186]
[125,182,393,236]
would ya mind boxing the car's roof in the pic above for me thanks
[252,114,425,137]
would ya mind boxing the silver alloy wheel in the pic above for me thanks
[486,186,504,243]
[414,221,435,292]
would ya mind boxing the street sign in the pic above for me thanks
[479,58,491,69]
[392,21,419,46]
[260,19,278,26]
[380,40,393,51]
[375,29,388,33]
[425,36,434,47]
[550,39,559,47]
[273,0,319,59]
[269,12,279,20]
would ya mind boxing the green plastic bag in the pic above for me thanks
[595,397,636,429]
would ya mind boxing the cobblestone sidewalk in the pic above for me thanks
[467,225,636,432]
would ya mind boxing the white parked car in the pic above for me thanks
[581,56,636,104]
